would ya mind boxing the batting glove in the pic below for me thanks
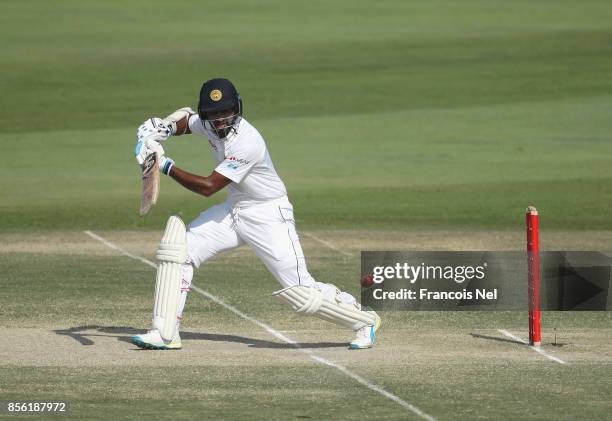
[134,137,165,165]
[137,117,173,143]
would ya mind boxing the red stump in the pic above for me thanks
[526,206,541,346]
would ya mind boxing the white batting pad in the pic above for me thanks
[153,216,187,341]
[273,285,377,330]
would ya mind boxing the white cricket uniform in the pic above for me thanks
[176,115,357,315]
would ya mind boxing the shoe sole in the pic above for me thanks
[131,336,181,350]
[349,343,372,350]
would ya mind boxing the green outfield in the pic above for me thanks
[1,0,611,420]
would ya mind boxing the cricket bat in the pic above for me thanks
[139,153,160,216]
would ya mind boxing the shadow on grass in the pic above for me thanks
[469,332,525,345]
[470,332,568,347]
[53,325,348,349]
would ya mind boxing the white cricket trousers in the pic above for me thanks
[175,196,358,322]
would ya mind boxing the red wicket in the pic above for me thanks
[526,206,541,346]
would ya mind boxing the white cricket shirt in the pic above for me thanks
[188,116,288,207]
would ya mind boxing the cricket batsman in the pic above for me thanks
[131,78,381,350]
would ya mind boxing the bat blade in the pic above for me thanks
[140,153,160,216]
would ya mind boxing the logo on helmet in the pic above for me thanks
[210,90,223,101]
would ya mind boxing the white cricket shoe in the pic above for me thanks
[131,329,182,350]
[349,311,381,350]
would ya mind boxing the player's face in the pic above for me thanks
[208,109,236,130]
[206,108,239,138]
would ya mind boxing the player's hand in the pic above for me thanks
[136,117,173,143]
[134,137,165,165]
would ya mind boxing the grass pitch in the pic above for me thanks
[1,231,611,420]
[1,0,612,419]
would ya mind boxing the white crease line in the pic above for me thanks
[84,230,436,421]
[497,329,567,365]
[84,231,156,269]
[301,231,354,257]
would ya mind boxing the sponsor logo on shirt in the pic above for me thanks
[226,156,250,170]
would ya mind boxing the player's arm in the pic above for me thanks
[162,107,196,136]
[167,166,231,197]
[134,137,228,197]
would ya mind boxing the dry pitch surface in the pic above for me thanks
[1,230,611,420]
